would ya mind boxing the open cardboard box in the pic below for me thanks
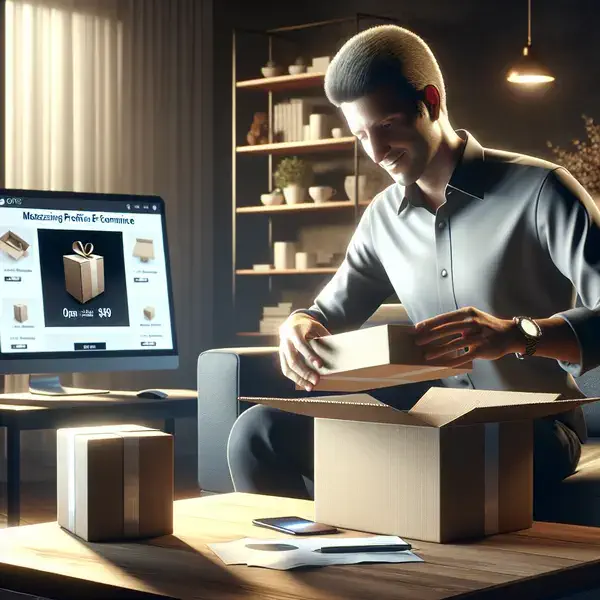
[300,324,473,392]
[246,387,597,543]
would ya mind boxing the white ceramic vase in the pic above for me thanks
[283,184,305,205]
[344,175,368,203]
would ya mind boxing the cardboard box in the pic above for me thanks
[63,241,105,304]
[247,388,596,542]
[57,424,174,542]
[13,304,28,323]
[0,230,29,260]
[133,238,155,262]
[143,306,155,320]
[304,324,473,391]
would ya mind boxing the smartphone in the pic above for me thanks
[252,516,338,536]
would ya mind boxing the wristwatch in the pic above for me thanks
[513,316,542,360]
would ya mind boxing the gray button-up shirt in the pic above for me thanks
[302,131,600,441]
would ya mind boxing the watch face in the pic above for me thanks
[521,318,539,337]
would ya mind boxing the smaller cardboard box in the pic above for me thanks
[0,230,29,260]
[63,242,105,304]
[13,304,28,323]
[143,306,155,321]
[248,388,596,543]
[57,424,174,542]
[304,324,472,391]
[133,238,155,262]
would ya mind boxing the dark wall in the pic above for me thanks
[212,0,600,344]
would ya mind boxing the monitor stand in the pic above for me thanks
[4,374,110,396]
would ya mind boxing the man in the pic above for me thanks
[228,25,600,506]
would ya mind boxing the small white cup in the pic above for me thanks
[331,127,343,138]
[309,186,336,203]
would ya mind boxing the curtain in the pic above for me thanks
[1,0,214,481]
[4,0,214,391]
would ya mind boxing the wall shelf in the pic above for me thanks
[236,200,371,214]
[236,137,355,156]
[236,268,338,276]
[236,72,326,92]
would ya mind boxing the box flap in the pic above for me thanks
[409,387,598,427]
[242,394,430,427]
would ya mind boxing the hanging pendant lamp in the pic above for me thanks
[507,0,555,84]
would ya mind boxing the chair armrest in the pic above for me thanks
[197,346,297,493]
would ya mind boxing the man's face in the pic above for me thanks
[341,88,440,186]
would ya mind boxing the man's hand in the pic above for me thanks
[279,313,331,391]
[414,307,523,367]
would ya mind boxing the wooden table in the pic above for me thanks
[1,493,600,599]
[0,389,197,526]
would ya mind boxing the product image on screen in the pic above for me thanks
[38,229,130,327]
[0,230,30,260]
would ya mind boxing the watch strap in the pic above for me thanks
[513,316,541,360]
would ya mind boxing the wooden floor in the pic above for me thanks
[0,462,205,528]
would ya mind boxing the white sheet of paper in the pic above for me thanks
[208,535,423,570]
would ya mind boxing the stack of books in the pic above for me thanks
[273,97,330,143]
[259,302,293,334]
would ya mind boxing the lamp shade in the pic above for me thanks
[507,45,555,84]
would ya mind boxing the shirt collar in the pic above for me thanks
[396,130,486,214]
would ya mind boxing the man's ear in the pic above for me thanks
[423,85,441,121]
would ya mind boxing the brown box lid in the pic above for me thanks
[246,387,599,428]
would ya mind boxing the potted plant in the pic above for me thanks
[274,157,311,204]
[547,115,600,203]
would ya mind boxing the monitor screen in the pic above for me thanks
[0,189,178,375]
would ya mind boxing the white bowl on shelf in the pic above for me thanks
[261,192,284,206]
[261,66,283,78]
[288,64,307,75]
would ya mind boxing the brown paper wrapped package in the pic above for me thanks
[133,238,155,262]
[13,304,28,323]
[63,241,105,304]
[57,424,174,542]
[0,231,30,260]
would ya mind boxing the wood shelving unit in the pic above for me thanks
[236,137,355,156]
[232,15,395,341]
[236,72,326,91]
[236,200,371,214]
[236,267,338,276]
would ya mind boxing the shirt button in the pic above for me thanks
[438,221,446,230]
[441,269,448,278]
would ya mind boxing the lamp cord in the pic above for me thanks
[528,0,532,46]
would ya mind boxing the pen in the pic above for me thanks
[315,543,412,554]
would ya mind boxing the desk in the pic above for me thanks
[0,389,197,527]
[1,493,600,599]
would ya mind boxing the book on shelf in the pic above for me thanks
[258,301,293,333]
[273,97,330,143]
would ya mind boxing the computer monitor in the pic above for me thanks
[0,189,178,395]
